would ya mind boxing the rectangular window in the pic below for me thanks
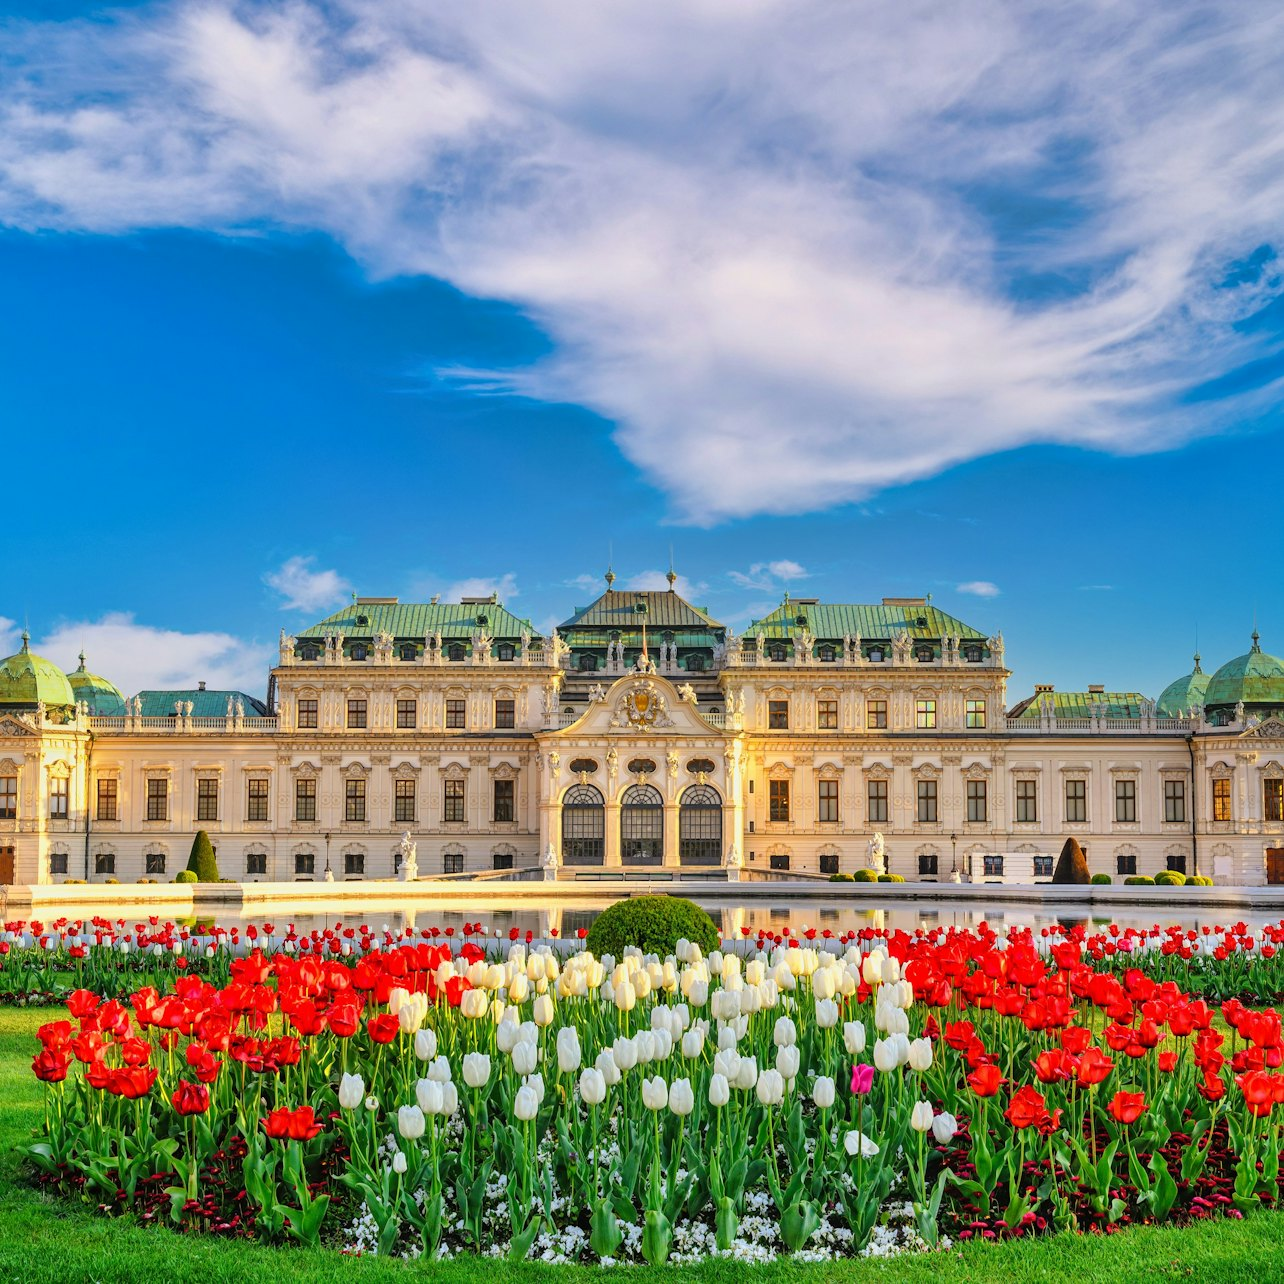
[866,699,887,730]
[344,851,365,878]
[1213,777,1231,822]
[295,852,315,878]
[246,778,269,821]
[1164,779,1186,823]
[396,699,417,729]
[819,852,839,874]
[769,853,790,871]
[817,778,839,823]
[493,851,514,870]
[817,698,838,730]
[295,778,317,822]
[1166,851,1187,874]
[917,779,938,823]
[1114,778,1136,823]
[347,699,367,729]
[983,853,1005,877]
[146,778,168,821]
[394,778,416,824]
[95,851,116,876]
[915,699,937,730]
[867,779,888,823]
[966,699,987,729]
[297,698,318,729]
[95,778,117,821]
[768,699,789,730]
[1065,778,1087,823]
[444,778,465,822]
[1266,779,1284,824]
[49,850,68,876]
[494,778,515,822]
[246,851,267,876]
[145,850,166,875]
[1117,851,1137,875]
[49,777,69,820]
[345,779,366,822]
[918,852,938,877]
[197,778,219,822]
[768,779,790,822]
[443,852,465,875]
[1033,854,1054,878]
[494,699,516,730]
[445,699,467,729]
[967,779,987,823]
[0,777,15,821]
[1016,779,1038,823]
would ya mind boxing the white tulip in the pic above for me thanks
[642,1075,668,1111]
[776,1045,800,1081]
[708,1072,731,1108]
[681,1028,704,1059]
[495,1018,521,1053]
[612,1036,638,1072]
[414,1028,438,1062]
[653,1029,674,1060]
[910,1100,934,1133]
[392,1150,408,1175]
[734,1055,759,1091]
[756,1068,785,1106]
[668,1078,695,1116]
[688,978,709,1007]
[861,950,885,987]
[556,1026,582,1074]
[338,1072,365,1111]
[533,994,555,1028]
[773,1016,797,1048]
[932,1111,959,1145]
[441,1081,459,1116]
[873,1038,898,1073]
[508,973,530,1005]
[907,1038,934,1072]
[416,1078,444,1115]
[526,1071,546,1105]
[615,981,637,1013]
[579,1067,607,1106]
[812,1076,836,1110]
[814,998,839,1029]
[635,1031,657,1065]
[844,1129,879,1158]
[462,1053,491,1089]
[891,1032,911,1066]
[397,1104,426,1140]
[595,1048,622,1086]
[511,1040,538,1076]
[717,1025,739,1051]
[514,1085,539,1121]
[427,1054,453,1083]
[713,1048,741,1080]
[843,1021,867,1056]
[812,968,837,1002]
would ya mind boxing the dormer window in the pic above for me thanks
[350,644,369,662]
[868,646,885,663]
[299,644,320,662]
[770,644,788,662]
[817,644,836,662]
[497,642,515,662]
[399,644,417,662]
[579,653,598,671]
[965,645,983,663]
[685,653,705,672]
[915,646,934,663]
[448,643,466,662]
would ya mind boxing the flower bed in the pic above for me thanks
[17,918,1284,1263]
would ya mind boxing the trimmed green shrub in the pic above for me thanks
[1154,870,1186,886]
[1190,874,1214,886]
[828,872,855,882]
[1124,875,1156,886]
[174,869,198,884]
[852,869,879,883]
[186,830,220,883]
[877,873,906,883]
[1052,836,1091,884]
[103,877,119,885]
[1090,873,1112,885]
[585,895,719,958]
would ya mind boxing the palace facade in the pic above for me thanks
[2,576,1283,887]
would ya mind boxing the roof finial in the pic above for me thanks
[605,565,616,589]
[666,545,676,591]
[1192,651,1202,673]
[78,649,87,671]
[1251,628,1261,653]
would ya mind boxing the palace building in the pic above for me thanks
[2,575,1283,887]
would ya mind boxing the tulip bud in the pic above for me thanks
[814,998,839,1029]
[556,1026,582,1074]
[843,1021,867,1055]
[734,1055,759,1091]
[873,1038,898,1073]
[642,1075,668,1111]
[932,1111,958,1145]
[612,1036,639,1072]
[579,1066,607,1106]
[511,1039,538,1076]
[533,994,555,1028]
[910,1100,934,1133]
[812,1075,836,1110]
[776,1045,800,1082]
[708,1072,731,1108]
[414,1028,438,1062]
[397,1104,426,1140]
[615,981,637,1014]
[595,1048,622,1086]
[681,1028,704,1059]
[508,973,530,1005]
[668,1077,695,1116]
[496,1017,521,1053]
[338,1072,365,1111]
[756,1068,785,1106]
[773,1016,797,1048]
[463,1052,491,1089]
[907,1037,933,1072]
[416,1077,444,1115]
[392,1149,408,1174]
[635,1030,657,1065]
[861,950,885,987]
[514,1085,539,1121]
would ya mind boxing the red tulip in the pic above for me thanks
[1075,1047,1114,1086]
[1107,1090,1146,1124]
[367,1013,400,1044]
[1004,1084,1050,1130]
[32,1049,71,1082]
[263,1104,324,1141]
[968,1064,1004,1097]
[171,1079,210,1116]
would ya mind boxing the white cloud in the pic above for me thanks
[729,560,809,590]
[0,617,17,657]
[412,572,520,603]
[957,580,1001,598]
[624,569,707,599]
[3,4,1284,520]
[264,556,352,613]
[35,613,270,697]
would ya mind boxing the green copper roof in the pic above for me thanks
[67,652,126,716]
[298,600,536,641]
[134,689,269,718]
[0,633,76,709]
[1155,654,1211,717]
[747,599,987,641]
[1204,633,1284,709]
[1009,691,1147,720]
[559,589,723,633]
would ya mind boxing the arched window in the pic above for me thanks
[497,642,515,662]
[621,784,664,864]
[448,643,466,662]
[562,784,605,865]
[679,784,722,865]
[400,644,417,661]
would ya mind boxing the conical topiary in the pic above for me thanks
[1052,836,1091,884]
[186,830,220,883]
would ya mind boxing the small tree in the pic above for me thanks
[1052,835,1091,884]
[186,830,220,883]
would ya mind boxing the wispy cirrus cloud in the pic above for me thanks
[3,3,1284,522]
[729,560,809,591]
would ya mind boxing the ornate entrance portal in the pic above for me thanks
[621,784,663,865]
[562,784,605,865]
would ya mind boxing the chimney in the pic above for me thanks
[1087,684,1104,694]
[198,681,206,691]
[1033,683,1054,694]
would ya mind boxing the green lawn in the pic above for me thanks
[1,1007,1282,1283]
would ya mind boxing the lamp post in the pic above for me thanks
[950,831,958,876]
[324,831,332,880]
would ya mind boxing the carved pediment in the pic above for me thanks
[547,674,723,739]
[1242,718,1284,740]
[0,714,38,737]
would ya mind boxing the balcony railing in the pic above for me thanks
[89,716,280,735]
[1004,715,1196,735]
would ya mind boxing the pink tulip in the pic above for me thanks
[850,1063,875,1095]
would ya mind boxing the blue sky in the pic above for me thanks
[1,2,1281,701]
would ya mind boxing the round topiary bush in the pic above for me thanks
[1191,874,1214,886]
[828,872,855,882]
[1124,875,1156,886]
[1091,873,1112,884]
[174,869,198,884]
[852,869,879,883]
[877,873,906,883]
[1154,870,1186,886]
[585,895,719,958]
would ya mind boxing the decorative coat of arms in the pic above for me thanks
[609,680,675,733]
